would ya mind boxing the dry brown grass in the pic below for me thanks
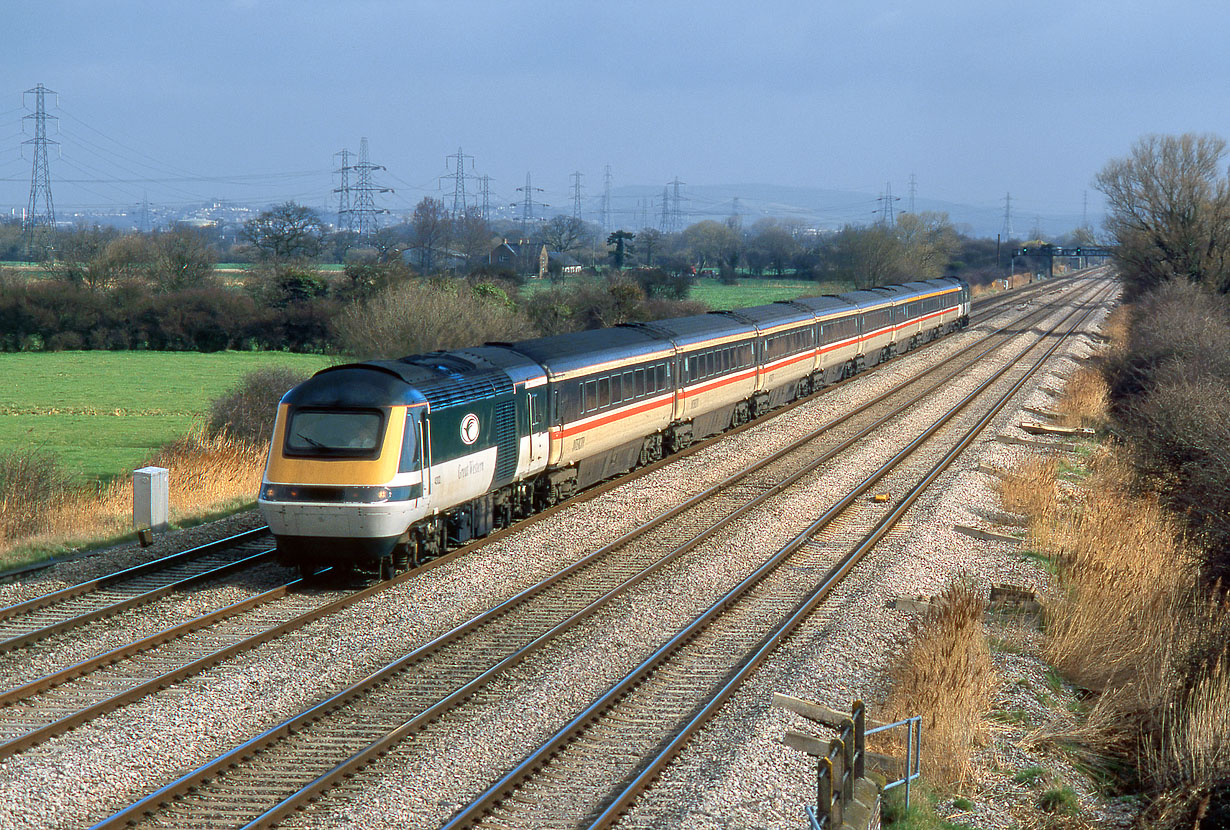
[1006,441,1230,827]
[0,430,266,567]
[882,578,996,789]
[1100,303,1131,353]
[998,456,1060,523]
[1054,366,1108,429]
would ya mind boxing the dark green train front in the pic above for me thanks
[259,347,551,574]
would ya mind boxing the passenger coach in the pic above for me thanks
[259,277,970,577]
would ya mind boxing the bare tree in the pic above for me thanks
[241,202,326,261]
[149,227,216,292]
[637,227,663,267]
[1096,133,1230,297]
[895,211,959,278]
[748,218,798,276]
[538,215,588,254]
[410,197,451,273]
[681,220,741,270]
[817,225,903,289]
[451,212,496,271]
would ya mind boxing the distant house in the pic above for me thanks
[490,239,586,278]
[489,239,536,274]
[545,250,583,277]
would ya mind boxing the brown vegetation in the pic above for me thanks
[1005,445,1230,829]
[882,578,996,789]
[0,431,266,567]
[331,278,538,359]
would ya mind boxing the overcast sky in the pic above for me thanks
[2,0,1225,232]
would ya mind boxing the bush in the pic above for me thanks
[1104,280,1230,578]
[0,448,68,543]
[206,367,311,445]
[332,279,537,359]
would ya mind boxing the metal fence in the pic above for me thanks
[801,700,922,829]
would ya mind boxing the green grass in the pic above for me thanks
[1038,785,1079,815]
[689,277,850,309]
[0,351,335,484]
[1014,765,1048,787]
[882,783,976,828]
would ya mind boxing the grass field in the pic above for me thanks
[0,351,335,485]
[689,277,851,308]
[520,275,849,310]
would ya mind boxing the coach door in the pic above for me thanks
[528,387,547,467]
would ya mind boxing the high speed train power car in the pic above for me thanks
[259,277,970,577]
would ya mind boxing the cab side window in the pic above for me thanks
[399,413,421,472]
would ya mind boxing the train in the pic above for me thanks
[259,277,971,577]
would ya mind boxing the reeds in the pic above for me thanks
[0,430,266,567]
[882,578,995,789]
[1007,446,1230,827]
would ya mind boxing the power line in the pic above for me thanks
[601,164,612,233]
[441,146,477,218]
[344,137,391,240]
[480,174,492,221]
[333,147,353,231]
[875,181,899,226]
[23,83,57,232]
[667,176,686,233]
[570,170,583,220]
[513,171,547,234]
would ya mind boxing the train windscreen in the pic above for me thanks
[285,409,384,455]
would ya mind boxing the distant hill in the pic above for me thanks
[607,182,1085,239]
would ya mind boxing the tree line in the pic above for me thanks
[1094,132,1230,573]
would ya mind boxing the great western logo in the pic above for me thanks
[460,413,480,445]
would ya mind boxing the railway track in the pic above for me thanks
[0,275,1086,759]
[444,281,1116,830]
[0,528,274,656]
[84,277,1111,830]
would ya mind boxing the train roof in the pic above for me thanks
[288,363,431,409]
[788,294,860,318]
[720,302,814,332]
[633,312,756,349]
[503,326,673,380]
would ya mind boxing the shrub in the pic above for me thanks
[206,367,311,445]
[0,448,68,543]
[1103,281,1230,578]
[332,279,536,359]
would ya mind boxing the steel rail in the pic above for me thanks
[0,527,271,622]
[582,282,1117,829]
[214,279,1114,830]
[86,279,1109,830]
[442,282,1115,830]
[0,548,277,654]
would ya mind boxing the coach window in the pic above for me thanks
[634,368,645,397]
[623,370,634,398]
[584,380,597,413]
[598,377,611,408]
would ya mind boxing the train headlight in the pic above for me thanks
[374,488,391,501]
[263,485,277,500]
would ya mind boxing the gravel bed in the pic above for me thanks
[268,286,1108,829]
[0,282,1111,830]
